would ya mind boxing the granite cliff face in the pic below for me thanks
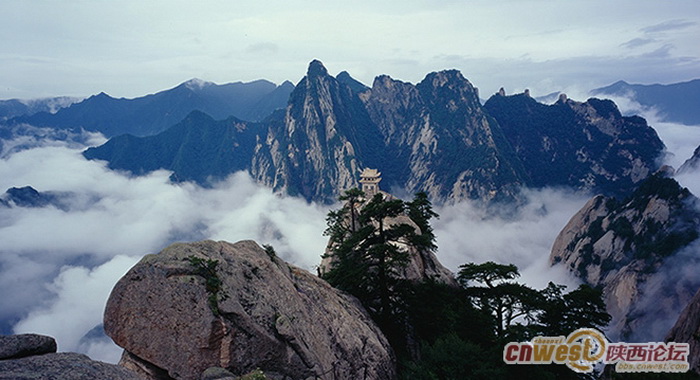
[666,288,700,374]
[484,92,664,197]
[245,62,525,203]
[549,174,700,341]
[104,240,396,380]
[250,60,384,202]
[678,145,700,174]
[363,72,524,202]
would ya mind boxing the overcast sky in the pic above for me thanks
[1,0,699,100]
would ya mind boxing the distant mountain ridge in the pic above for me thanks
[0,97,81,121]
[591,79,700,125]
[6,79,294,137]
[84,111,261,184]
[84,60,665,203]
[484,92,664,197]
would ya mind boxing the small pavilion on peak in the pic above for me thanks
[359,168,382,198]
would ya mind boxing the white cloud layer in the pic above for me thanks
[0,135,331,362]
[2,106,699,362]
[433,188,588,290]
[0,131,592,362]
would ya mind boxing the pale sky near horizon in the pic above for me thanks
[1,0,699,100]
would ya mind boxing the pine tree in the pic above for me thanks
[406,191,439,252]
[322,191,417,324]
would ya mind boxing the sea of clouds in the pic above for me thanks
[0,94,698,363]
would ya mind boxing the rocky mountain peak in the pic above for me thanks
[417,70,480,107]
[182,78,214,91]
[367,75,421,111]
[678,145,700,174]
[484,92,664,196]
[306,59,329,78]
[421,69,467,86]
[271,59,376,202]
[336,71,369,93]
[565,97,623,121]
[82,61,668,204]
[549,174,700,341]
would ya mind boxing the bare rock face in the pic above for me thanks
[250,60,383,203]
[0,334,56,360]
[666,288,700,374]
[549,174,700,341]
[388,215,458,286]
[104,240,396,380]
[678,145,700,174]
[363,72,525,203]
[0,334,140,380]
[253,61,526,204]
[0,352,143,380]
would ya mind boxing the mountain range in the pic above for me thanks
[83,60,665,203]
[592,79,700,125]
[5,79,293,138]
[0,96,80,121]
[2,59,700,374]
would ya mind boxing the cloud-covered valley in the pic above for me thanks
[1,96,699,364]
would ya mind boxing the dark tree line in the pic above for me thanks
[321,188,616,379]
[322,189,436,329]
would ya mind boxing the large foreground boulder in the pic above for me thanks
[104,240,396,380]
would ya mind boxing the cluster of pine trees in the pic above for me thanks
[321,188,657,379]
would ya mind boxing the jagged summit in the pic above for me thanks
[420,69,471,87]
[484,91,664,196]
[306,59,329,78]
[678,145,700,174]
[337,71,369,93]
[84,60,666,203]
[418,69,481,105]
